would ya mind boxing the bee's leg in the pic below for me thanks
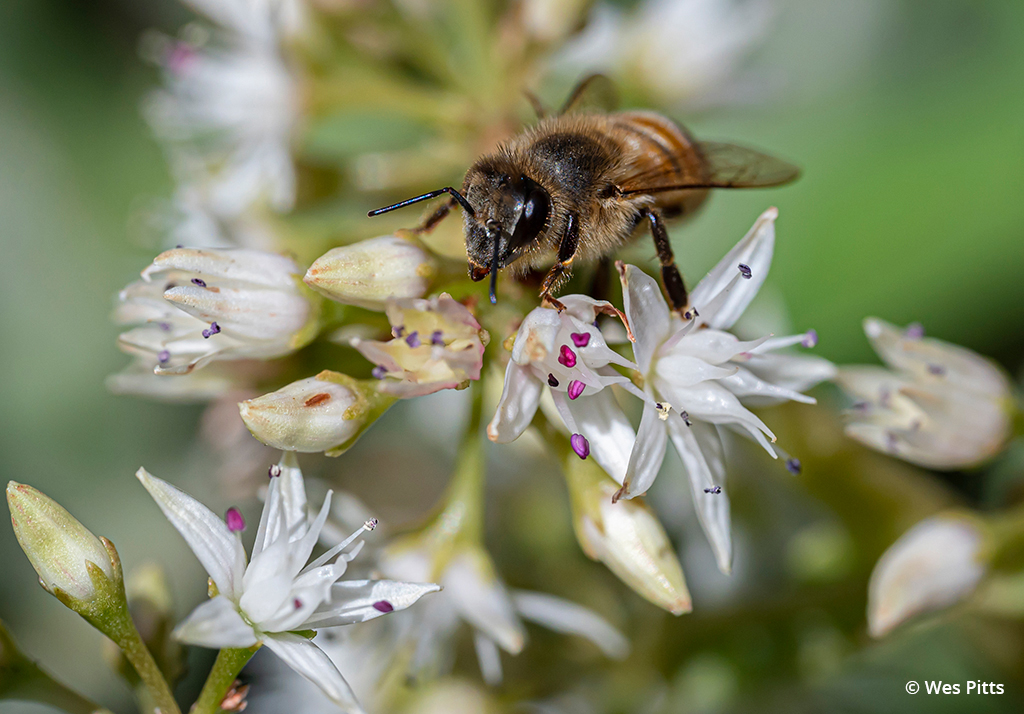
[524,90,547,120]
[410,197,456,234]
[642,207,689,313]
[539,213,580,312]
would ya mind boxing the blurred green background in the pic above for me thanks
[2,0,1023,712]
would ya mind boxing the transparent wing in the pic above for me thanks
[560,74,619,115]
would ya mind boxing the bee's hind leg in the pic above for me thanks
[539,213,580,312]
[642,208,689,313]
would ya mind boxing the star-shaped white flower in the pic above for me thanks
[136,455,439,712]
[617,208,832,573]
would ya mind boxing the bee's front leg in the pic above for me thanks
[410,197,456,234]
[539,213,580,312]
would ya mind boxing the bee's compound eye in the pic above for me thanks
[509,181,550,252]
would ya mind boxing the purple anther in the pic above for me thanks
[567,380,586,400]
[372,365,387,379]
[547,374,559,388]
[191,278,207,287]
[431,330,445,346]
[785,458,802,475]
[570,332,591,348]
[159,322,172,332]
[201,322,221,339]
[570,433,590,459]
[738,263,752,279]
[680,410,692,427]
[704,486,722,494]
[405,331,421,348]
[802,329,818,348]
[268,464,282,478]
[158,350,171,363]
[905,322,925,339]
[372,600,394,613]
[365,518,378,530]
[927,364,946,376]
[225,507,245,533]
[558,345,577,368]
[393,325,405,338]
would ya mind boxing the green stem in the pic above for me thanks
[2,665,112,714]
[191,646,259,714]
[441,384,487,543]
[106,610,181,714]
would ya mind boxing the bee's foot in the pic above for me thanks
[542,294,566,313]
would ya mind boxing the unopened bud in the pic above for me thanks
[564,458,691,615]
[304,234,437,310]
[7,482,118,603]
[239,371,395,456]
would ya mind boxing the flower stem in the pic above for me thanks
[191,646,259,714]
[104,608,181,714]
[442,384,487,543]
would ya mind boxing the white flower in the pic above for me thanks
[239,372,394,455]
[7,482,116,603]
[836,319,1013,469]
[616,208,831,574]
[556,0,775,108]
[867,515,986,638]
[488,295,643,474]
[106,357,241,402]
[136,454,439,712]
[142,0,305,217]
[377,541,628,686]
[115,247,317,375]
[305,234,439,311]
[352,294,487,398]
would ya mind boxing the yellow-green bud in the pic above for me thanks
[7,482,117,603]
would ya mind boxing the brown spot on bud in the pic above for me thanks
[305,393,331,407]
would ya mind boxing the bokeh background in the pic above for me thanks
[2,0,1023,712]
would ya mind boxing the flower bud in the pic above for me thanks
[868,514,987,637]
[239,371,395,455]
[564,457,691,615]
[7,482,117,603]
[304,234,437,310]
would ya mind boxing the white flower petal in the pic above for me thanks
[263,633,365,713]
[621,400,669,498]
[666,420,732,574]
[689,207,776,329]
[487,361,543,443]
[473,632,504,686]
[172,595,258,649]
[253,451,308,558]
[719,365,817,406]
[658,380,775,454]
[868,516,985,638]
[654,353,738,387]
[618,263,671,374]
[512,590,630,659]
[302,579,441,628]
[136,468,246,599]
[564,389,637,485]
[444,550,526,655]
[143,247,301,290]
[742,352,836,394]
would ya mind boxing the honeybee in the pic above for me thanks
[369,75,799,312]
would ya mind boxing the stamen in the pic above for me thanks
[158,350,170,363]
[201,321,221,339]
[393,325,406,338]
[738,263,752,279]
[785,458,802,475]
[430,330,445,346]
[886,432,899,452]
[704,486,722,494]
[905,322,925,339]
[268,464,282,478]
[225,507,245,533]
[570,332,591,348]
[655,402,672,421]
[927,364,945,376]
[372,365,387,379]
[567,380,585,400]
[191,278,207,287]
[158,322,172,332]
[373,600,394,613]
[307,518,379,571]
[558,345,577,368]
[547,374,559,388]
[364,518,378,531]
[405,331,421,348]
[680,410,692,427]
[570,433,590,459]
[294,598,303,609]
[802,329,818,348]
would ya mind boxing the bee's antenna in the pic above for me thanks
[486,220,501,305]
[368,187,475,218]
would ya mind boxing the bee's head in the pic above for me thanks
[463,162,551,301]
